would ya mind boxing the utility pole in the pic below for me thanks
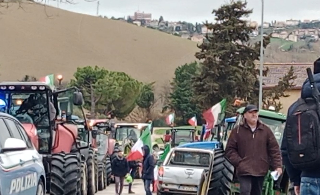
[96,1,99,16]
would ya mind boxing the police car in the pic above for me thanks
[0,111,46,195]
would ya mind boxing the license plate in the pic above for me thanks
[179,186,197,191]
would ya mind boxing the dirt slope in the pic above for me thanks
[0,3,198,89]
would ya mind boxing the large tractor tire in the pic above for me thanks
[80,162,87,195]
[207,149,234,195]
[105,157,112,186]
[97,161,106,190]
[94,151,99,193]
[50,152,80,195]
[87,148,96,195]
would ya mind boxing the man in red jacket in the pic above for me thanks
[225,104,282,195]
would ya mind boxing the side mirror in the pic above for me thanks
[73,91,84,106]
[2,138,27,152]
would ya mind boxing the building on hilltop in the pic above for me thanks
[128,11,152,22]
[286,19,299,26]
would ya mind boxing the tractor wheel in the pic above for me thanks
[97,161,106,190]
[105,157,112,186]
[207,149,234,195]
[87,148,96,195]
[94,151,99,192]
[80,162,87,195]
[50,152,80,195]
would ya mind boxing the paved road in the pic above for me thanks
[97,179,153,195]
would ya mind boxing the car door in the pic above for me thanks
[0,118,40,195]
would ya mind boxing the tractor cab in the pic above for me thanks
[113,123,148,145]
[164,127,199,147]
[89,119,115,157]
[0,82,83,152]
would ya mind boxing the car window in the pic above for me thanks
[168,150,211,167]
[4,118,32,148]
[0,119,12,150]
[16,123,33,149]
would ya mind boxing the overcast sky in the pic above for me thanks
[39,0,320,24]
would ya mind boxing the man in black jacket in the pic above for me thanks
[111,148,129,195]
[281,58,320,195]
[142,145,154,195]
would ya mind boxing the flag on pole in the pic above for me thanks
[160,144,171,161]
[39,74,54,88]
[188,116,197,127]
[203,123,211,140]
[165,113,175,126]
[202,99,227,129]
[126,123,152,161]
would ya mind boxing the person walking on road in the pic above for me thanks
[128,160,140,194]
[111,148,129,195]
[225,104,283,195]
[141,145,154,195]
[281,58,320,195]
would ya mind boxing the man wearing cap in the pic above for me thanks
[225,104,282,195]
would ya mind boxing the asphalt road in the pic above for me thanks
[96,179,150,195]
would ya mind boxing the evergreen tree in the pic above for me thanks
[191,1,270,115]
[165,62,201,125]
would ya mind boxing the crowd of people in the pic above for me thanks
[225,58,320,195]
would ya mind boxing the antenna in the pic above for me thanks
[97,1,100,16]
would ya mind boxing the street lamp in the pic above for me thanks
[57,74,63,86]
[258,0,264,109]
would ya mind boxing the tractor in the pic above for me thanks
[88,119,114,189]
[57,91,99,195]
[0,81,92,195]
[163,126,201,148]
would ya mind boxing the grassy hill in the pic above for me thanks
[0,2,198,91]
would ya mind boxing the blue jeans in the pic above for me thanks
[143,179,152,195]
[301,177,320,195]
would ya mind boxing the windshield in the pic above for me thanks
[0,90,53,153]
[174,130,193,144]
[235,115,285,145]
[115,126,140,142]
[0,91,51,126]
[168,150,210,167]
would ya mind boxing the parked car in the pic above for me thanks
[0,112,46,195]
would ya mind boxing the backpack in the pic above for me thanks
[285,97,320,170]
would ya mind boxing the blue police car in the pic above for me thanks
[0,111,46,195]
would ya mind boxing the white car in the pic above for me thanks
[0,113,46,195]
[157,147,212,195]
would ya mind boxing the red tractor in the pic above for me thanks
[88,119,116,188]
[0,82,91,195]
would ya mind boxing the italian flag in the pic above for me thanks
[39,74,54,88]
[165,113,175,125]
[126,124,152,161]
[188,116,197,127]
[202,98,227,129]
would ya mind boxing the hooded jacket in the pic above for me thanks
[141,145,155,180]
[281,58,320,186]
